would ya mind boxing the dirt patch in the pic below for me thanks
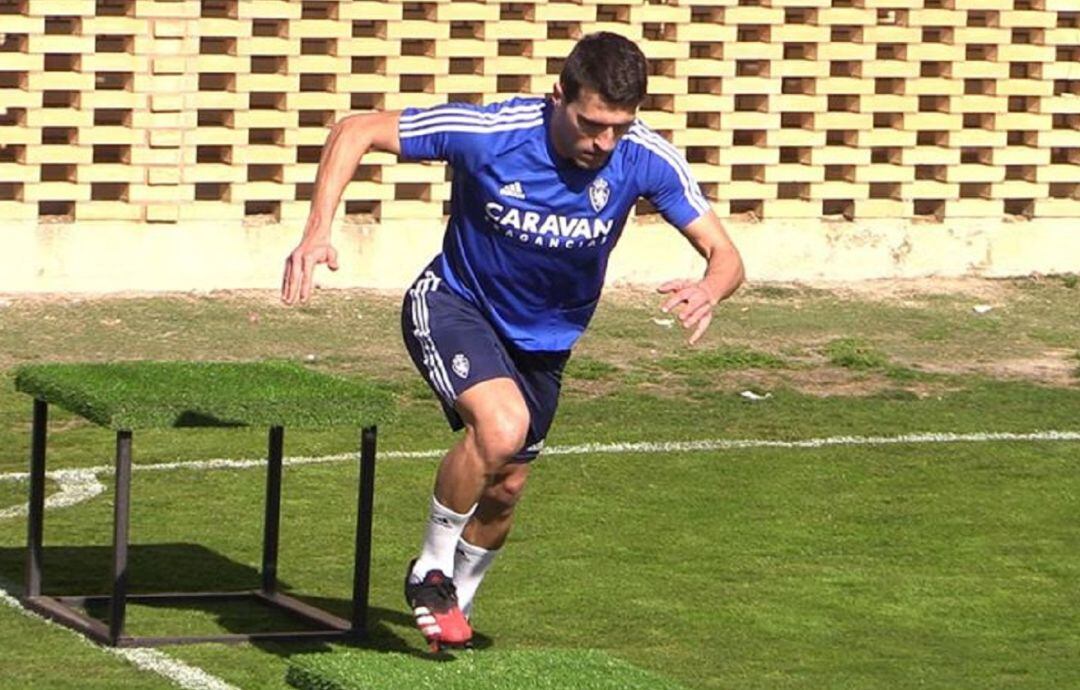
[562,377,624,398]
[568,365,958,401]
[707,367,956,399]
[2,281,1074,396]
[921,349,1078,387]
[797,277,1017,305]
[0,286,404,307]
[608,276,1019,312]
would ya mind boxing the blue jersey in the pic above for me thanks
[398,96,711,351]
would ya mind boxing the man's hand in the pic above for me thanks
[281,239,339,305]
[279,111,403,306]
[660,211,745,345]
[658,279,718,345]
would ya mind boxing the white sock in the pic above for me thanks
[454,538,499,619]
[410,495,476,583]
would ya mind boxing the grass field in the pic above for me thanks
[0,277,1077,689]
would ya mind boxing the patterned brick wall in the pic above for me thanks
[0,0,1077,226]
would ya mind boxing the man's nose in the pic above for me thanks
[593,127,617,153]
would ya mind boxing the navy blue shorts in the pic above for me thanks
[401,267,569,462]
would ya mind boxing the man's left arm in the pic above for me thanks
[659,210,745,345]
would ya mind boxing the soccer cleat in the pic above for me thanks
[404,559,473,652]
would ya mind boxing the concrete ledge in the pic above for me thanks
[2,217,1078,294]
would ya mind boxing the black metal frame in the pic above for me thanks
[20,399,378,647]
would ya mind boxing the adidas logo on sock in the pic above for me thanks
[499,181,526,199]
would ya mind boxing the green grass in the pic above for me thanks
[14,361,395,430]
[286,649,691,690]
[563,356,619,380]
[0,478,56,509]
[1027,328,1078,349]
[658,346,786,373]
[0,605,178,690]
[0,281,1078,689]
[2,440,1078,689]
[824,338,891,370]
[743,284,830,301]
[5,375,1078,476]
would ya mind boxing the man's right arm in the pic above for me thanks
[281,110,402,305]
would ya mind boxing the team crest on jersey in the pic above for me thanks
[588,177,610,213]
[451,353,470,379]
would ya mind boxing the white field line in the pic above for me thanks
[0,429,1077,488]
[0,468,105,520]
[107,648,240,690]
[0,428,1076,690]
[0,581,239,690]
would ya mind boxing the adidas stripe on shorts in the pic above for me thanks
[400,263,569,462]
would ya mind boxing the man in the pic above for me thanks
[281,32,744,651]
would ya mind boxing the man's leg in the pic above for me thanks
[455,462,530,618]
[464,462,530,549]
[410,377,529,579]
[450,348,567,620]
[435,380,529,510]
[406,377,528,649]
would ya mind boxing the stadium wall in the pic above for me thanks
[0,0,1078,293]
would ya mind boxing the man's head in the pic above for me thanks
[550,32,648,170]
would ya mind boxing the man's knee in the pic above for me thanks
[468,404,529,469]
[485,468,529,508]
[457,378,531,470]
[473,468,530,528]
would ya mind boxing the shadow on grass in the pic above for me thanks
[0,544,485,660]
[172,410,247,427]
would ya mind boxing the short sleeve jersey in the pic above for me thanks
[398,96,711,352]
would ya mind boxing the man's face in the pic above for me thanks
[550,83,638,170]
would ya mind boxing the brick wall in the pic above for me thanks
[0,0,1078,228]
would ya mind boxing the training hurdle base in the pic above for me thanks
[15,362,392,647]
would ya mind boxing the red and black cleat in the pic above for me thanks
[404,560,473,652]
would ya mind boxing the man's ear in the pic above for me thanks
[551,81,564,106]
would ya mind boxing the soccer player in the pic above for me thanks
[282,32,744,651]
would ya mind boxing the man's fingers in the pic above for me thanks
[299,256,316,303]
[284,254,303,304]
[678,290,710,319]
[657,279,691,294]
[291,254,307,304]
[280,256,293,302]
[656,279,718,343]
[681,300,712,328]
[282,244,339,305]
[688,312,712,345]
[662,285,708,314]
[660,288,691,313]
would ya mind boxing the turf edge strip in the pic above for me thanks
[2,430,1078,485]
[0,583,238,690]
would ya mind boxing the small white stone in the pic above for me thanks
[739,390,772,402]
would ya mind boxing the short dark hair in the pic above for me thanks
[560,32,648,108]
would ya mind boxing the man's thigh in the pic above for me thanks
[504,348,569,461]
[401,268,569,461]
[454,378,528,428]
[401,269,523,430]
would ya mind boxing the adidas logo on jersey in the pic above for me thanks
[499,181,526,199]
